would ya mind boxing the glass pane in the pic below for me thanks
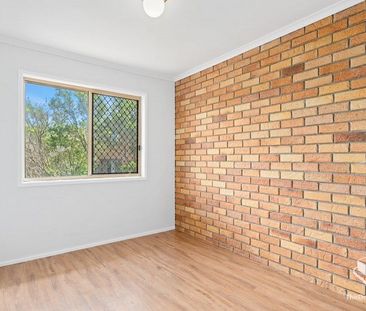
[92,93,138,174]
[24,81,88,178]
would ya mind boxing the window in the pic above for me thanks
[23,78,142,182]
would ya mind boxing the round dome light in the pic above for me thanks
[143,0,165,18]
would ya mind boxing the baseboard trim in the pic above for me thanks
[0,225,176,267]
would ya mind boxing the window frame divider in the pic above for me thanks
[87,90,93,176]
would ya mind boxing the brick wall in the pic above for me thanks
[176,2,366,298]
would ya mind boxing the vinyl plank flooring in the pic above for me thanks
[0,231,364,311]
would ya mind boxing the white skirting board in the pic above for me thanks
[0,226,176,268]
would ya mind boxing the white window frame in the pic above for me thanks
[19,72,147,187]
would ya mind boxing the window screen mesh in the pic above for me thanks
[92,93,138,174]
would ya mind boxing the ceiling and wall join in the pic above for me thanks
[0,0,363,81]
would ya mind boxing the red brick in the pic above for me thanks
[334,66,366,82]
[281,63,304,77]
[334,131,366,142]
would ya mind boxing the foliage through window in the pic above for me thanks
[24,79,140,180]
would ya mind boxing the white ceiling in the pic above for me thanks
[0,0,361,80]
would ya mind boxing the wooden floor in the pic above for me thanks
[0,231,364,311]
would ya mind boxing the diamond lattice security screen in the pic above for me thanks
[92,93,139,175]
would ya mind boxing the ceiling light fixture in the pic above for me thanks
[143,0,167,18]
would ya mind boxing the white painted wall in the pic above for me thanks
[0,42,175,265]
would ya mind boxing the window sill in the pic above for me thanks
[19,175,146,187]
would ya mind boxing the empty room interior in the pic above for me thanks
[1,0,366,310]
